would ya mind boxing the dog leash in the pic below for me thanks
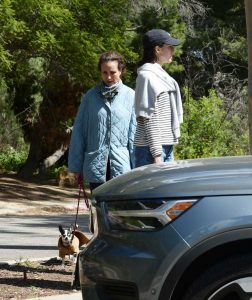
[71,174,90,242]
[78,174,90,209]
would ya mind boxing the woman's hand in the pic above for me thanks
[154,155,162,164]
[74,173,83,185]
[74,172,81,180]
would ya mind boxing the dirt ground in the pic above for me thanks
[0,173,90,215]
[0,258,79,299]
[0,173,89,299]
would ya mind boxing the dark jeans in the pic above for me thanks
[134,145,174,168]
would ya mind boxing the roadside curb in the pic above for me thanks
[26,291,82,300]
[0,256,58,266]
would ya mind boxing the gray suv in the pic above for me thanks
[79,156,252,300]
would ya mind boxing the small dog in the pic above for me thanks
[58,225,89,266]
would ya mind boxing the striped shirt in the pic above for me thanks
[134,92,178,157]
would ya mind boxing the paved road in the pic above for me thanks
[0,213,91,263]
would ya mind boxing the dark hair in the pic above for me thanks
[138,43,164,67]
[98,51,125,72]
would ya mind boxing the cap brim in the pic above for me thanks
[165,37,181,46]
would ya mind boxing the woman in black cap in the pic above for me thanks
[134,29,183,167]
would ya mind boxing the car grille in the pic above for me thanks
[96,280,139,300]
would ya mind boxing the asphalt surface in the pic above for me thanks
[0,213,91,262]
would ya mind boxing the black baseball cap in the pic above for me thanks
[143,29,181,48]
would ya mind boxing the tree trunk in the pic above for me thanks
[245,0,252,153]
[39,146,68,176]
[17,132,42,178]
[16,72,81,179]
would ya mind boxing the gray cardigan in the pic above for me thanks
[135,63,183,139]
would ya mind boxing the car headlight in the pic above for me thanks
[104,199,198,231]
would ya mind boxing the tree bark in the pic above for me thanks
[16,72,81,179]
[39,146,68,176]
[17,131,42,178]
[245,0,252,153]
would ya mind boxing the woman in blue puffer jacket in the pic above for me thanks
[68,51,136,192]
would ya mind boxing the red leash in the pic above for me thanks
[77,174,90,209]
[71,175,90,242]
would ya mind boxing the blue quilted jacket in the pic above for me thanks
[68,82,136,183]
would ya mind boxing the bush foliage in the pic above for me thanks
[0,146,28,172]
[175,89,249,159]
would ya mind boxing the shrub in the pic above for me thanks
[0,146,28,172]
[175,89,249,159]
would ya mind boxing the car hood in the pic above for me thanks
[93,156,252,200]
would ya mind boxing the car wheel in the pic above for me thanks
[182,254,252,300]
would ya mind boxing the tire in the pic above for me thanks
[182,253,252,300]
